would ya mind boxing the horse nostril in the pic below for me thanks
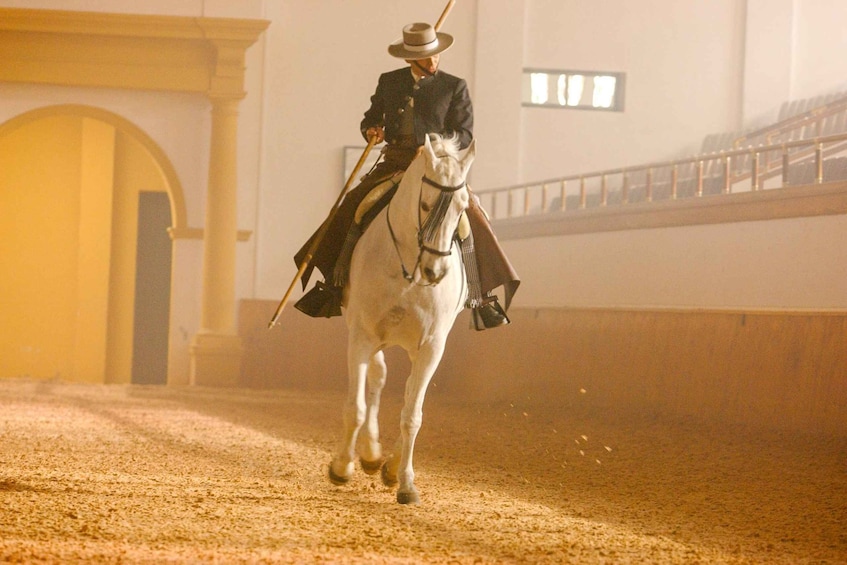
[423,267,444,283]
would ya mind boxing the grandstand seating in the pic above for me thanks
[481,91,847,219]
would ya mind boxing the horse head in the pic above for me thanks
[413,134,475,284]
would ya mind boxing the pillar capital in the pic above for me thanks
[206,39,253,100]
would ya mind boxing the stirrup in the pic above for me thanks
[471,299,510,331]
[294,281,342,318]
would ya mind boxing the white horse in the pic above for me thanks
[328,134,475,504]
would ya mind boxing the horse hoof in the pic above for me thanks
[328,464,350,486]
[360,457,384,475]
[396,489,420,505]
[380,461,398,487]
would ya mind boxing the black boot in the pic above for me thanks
[294,281,343,318]
[333,223,362,288]
[471,297,510,331]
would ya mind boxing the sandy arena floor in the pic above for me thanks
[0,378,845,564]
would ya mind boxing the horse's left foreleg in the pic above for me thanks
[328,339,372,484]
[392,342,445,504]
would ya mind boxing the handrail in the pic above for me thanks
[733,94,847,148]
[476,132,847,220]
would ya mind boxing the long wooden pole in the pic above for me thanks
[267,135,378,328]
[434,0,456,31]
[267,0,458,329]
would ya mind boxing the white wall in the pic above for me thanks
[497,0,847,311]
[2,0,845,324]
[743,0,847,127]
[471,1,525,189]
[502,215,847,310]
[520,0,746,181]
[743,0,794,127]
[791,0,847,100]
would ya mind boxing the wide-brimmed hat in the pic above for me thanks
[388,22,454,60]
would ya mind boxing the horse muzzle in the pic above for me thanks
[421,265,447,285]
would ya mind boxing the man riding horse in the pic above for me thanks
[294,22,518,330]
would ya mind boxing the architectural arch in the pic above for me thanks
[0,7,268,385]
[0,104,188,233]
[0,104,184,384]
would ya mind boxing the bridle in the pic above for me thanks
[386,172,466,283]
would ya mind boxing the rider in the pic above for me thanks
[294,22,518,330]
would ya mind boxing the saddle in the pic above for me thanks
[354,172,403,227]
[353,171,471,240]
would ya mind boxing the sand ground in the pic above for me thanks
[1,379,845,564]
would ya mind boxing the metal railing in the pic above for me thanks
[476,132,847,221]
[733,94,847,149]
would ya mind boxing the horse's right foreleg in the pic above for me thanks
[328,340,371,485]
[358,351,387,474]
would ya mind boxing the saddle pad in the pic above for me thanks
[354,171,472,241]
[354,172,404,225]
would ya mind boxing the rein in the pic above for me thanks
[386,173,466,283]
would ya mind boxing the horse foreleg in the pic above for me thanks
[358,351,386,474]
[328,340,371,485]
[394,343,444,504]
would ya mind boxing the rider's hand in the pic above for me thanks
[367,127,385,144]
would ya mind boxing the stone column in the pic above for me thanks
[189,94,243,386]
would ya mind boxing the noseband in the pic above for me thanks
[387,173,466,283]
[421,175,465,193]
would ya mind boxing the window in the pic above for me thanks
[522,69,625,111]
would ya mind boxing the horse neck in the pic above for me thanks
[388,149,464,251]
[389,155,426,240]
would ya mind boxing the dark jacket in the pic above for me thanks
[360,67,474,149]
[297,65,517,311]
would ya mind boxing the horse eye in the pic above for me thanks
[420,201,431,212]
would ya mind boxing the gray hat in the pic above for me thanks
[388,22,454,60]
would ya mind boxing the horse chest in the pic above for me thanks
[378,305,407,332]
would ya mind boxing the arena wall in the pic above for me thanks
[240,300,847,438]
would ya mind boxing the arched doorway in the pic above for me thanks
[0,8,267,387]
[0,105,188,384]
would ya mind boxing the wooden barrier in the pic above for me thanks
[239,300,847,437]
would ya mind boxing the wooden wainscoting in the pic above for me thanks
[239,300,847,437]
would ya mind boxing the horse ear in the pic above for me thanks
[460,139,476,172]
[424,134,438,165]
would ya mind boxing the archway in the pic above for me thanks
[0,105,187,384]
[0,8,268,386]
